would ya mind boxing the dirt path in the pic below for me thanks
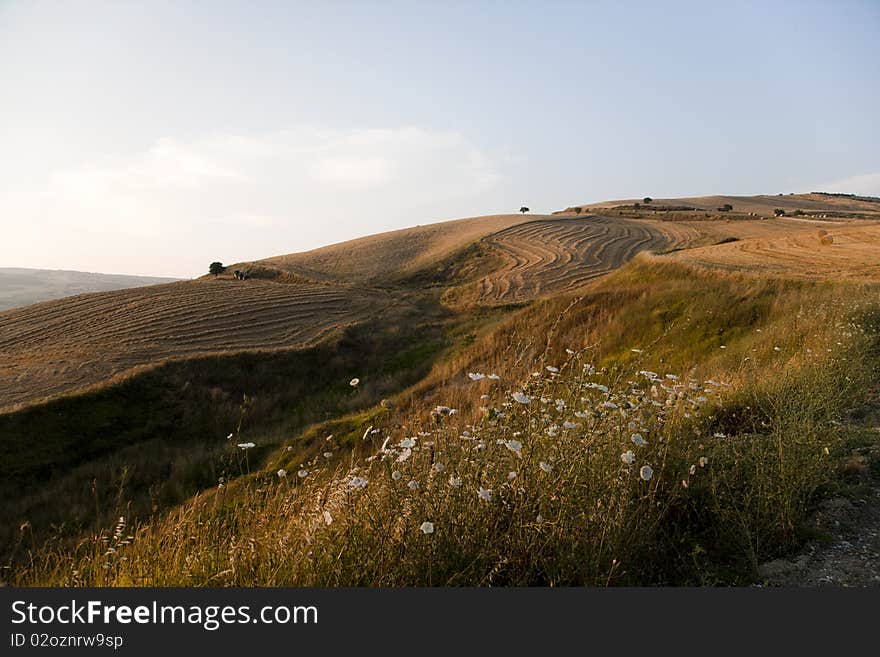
[758,402,880,587]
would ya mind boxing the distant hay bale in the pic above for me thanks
[820,235,834,246]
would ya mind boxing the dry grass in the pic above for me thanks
[576,192,880,218]
[7,194,880,586]
[474,216,668,304]
[665,223,880,280]
[0,279,393,412]
[258,213,538,284]
[12,260,879,586]
[5,196,873,414]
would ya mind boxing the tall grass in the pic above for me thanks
[11,262,879,586]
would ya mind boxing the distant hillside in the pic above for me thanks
[0,268,180,311]
[567,192,880,218]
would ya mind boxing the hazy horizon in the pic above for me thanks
[2,0,878,278]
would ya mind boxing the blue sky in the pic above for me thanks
[1,0,877,277]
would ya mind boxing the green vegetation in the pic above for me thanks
[0,296,481,562]
[8,259,879,586]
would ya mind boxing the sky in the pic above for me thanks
[1,0,878,278]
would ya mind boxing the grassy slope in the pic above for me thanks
[1,292,508,559]
[10,258,880,585]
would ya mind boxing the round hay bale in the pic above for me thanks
[820,235,834,246]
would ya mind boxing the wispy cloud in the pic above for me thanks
[815,171,880,196]
[1,126,502,276]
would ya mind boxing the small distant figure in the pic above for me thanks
[520,206,530,214]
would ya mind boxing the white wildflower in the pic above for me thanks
[237,442,255,449]
[349,378,360,387]
[511,392,531,404]
[323,510,334,525]
[640,465,654,481]
[468,372,486,381]
[448,476,462,488]
[408,480,420,491]
[621,450,635,464]
[277,469,287,478]
[631,433,647,446]
[505,439,523,454]
[478,487,493,501]
[539,461,553,473]
[297,469,309,478]
[392,470,402,481]
[419,521,434,534]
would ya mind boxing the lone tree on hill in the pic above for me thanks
[643,197,652,204]
[209,262,225,277]
[574,207,582,215]
[520,206,530,214]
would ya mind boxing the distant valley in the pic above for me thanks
[0,268,180,312]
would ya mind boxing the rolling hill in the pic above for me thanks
[3,195,880,413]
[573,192,880,218]
[4,192,880,586]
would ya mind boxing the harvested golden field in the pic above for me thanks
[474,215,668,304]
[578,192,880,218]
[0,279,393,412]
[3,196,876,414]
[259,213,539,284]
[469,214,829,305]
[633,216,800,248]
[663,222,880,280]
